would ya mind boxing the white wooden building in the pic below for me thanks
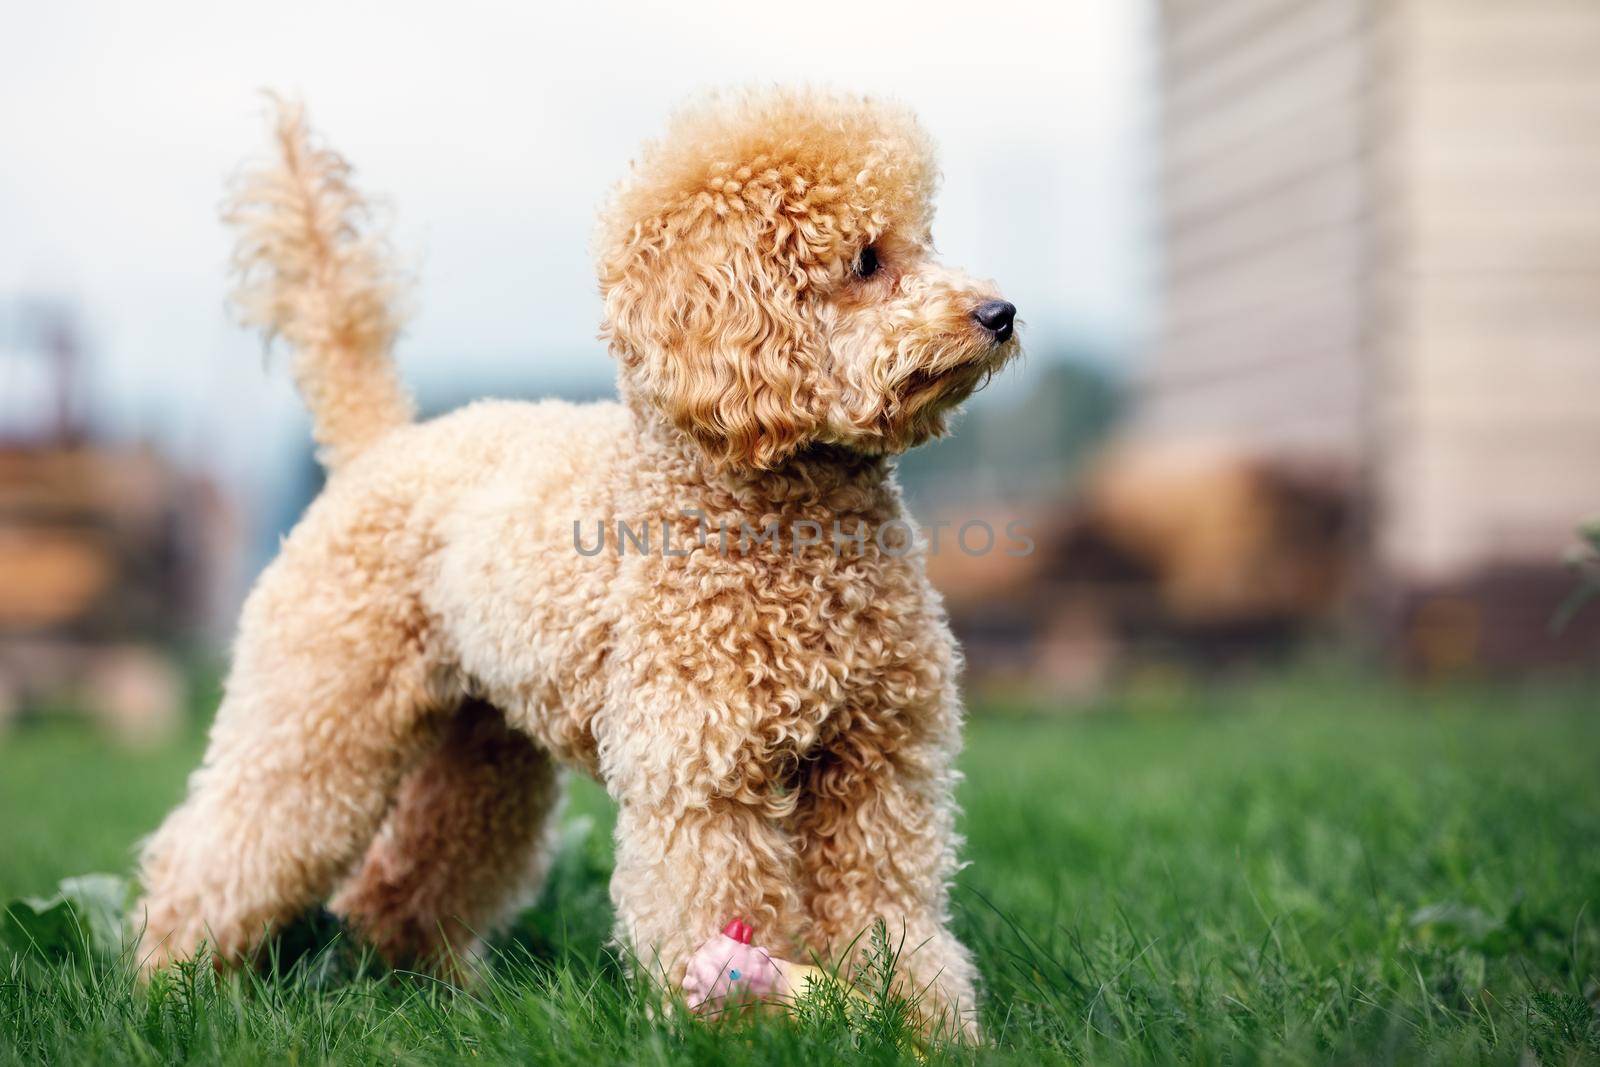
[1144,0,1600,658]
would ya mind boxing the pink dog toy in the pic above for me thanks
[683,919,930,1057]
[683,918,837,1014]
[681,919,788,1011]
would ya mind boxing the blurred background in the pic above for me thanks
[2,0,1598,745]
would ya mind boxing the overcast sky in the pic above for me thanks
[0,0,1153,493]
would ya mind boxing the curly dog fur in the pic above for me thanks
[135,87,1018,1036]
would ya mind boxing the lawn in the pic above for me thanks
[2,668,1598,1064]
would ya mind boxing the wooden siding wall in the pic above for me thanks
[1144,0,1374,458]
[1378,0,1600,580]
[1149,0,1600,585]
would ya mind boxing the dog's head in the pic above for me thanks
[597,88,1019,472]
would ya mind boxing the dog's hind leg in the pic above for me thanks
[134,538,445,974]
[330,698,563,976]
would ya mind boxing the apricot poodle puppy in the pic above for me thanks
[136,87,1019,1036]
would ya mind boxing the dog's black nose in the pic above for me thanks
[972,300,1016,342]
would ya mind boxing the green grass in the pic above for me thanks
[3,668,1599,1064]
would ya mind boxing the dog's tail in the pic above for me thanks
[227,96,414,470]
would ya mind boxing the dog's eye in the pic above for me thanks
[854,247,879,279]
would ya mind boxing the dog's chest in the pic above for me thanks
[628,509,950,758]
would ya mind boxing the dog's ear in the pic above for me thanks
[599,206,825,471]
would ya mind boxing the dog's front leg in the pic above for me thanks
[600,687,804,996]
[610,794,801,991]
[793,692,980,1039]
